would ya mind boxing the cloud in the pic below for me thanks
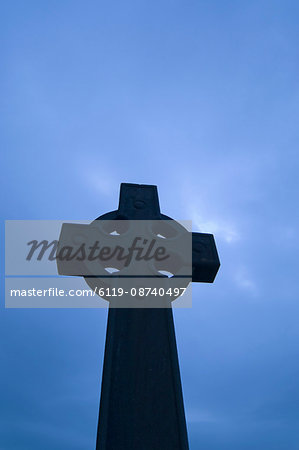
[184,203,240,243]
[74,155,119,199]
[186,408,219,424]
[234,266,258,295]
[85,169,115,196]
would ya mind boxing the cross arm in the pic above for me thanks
[192,232,220,283]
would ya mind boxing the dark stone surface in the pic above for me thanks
[95,183,220,450]
[57,182,220,449]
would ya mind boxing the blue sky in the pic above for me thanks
[1,1,299,448]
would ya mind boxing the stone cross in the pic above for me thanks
[57,183,220,450]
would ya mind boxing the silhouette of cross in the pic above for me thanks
[57,183,220,450]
